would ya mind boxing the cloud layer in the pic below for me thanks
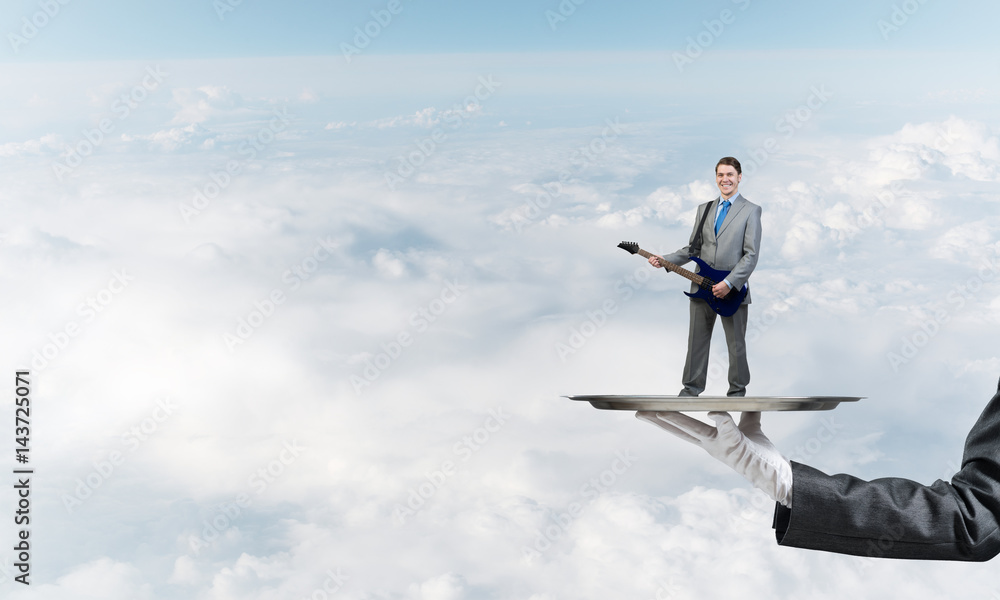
[0,55,998,599]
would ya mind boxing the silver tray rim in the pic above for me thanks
[565,395,864,412]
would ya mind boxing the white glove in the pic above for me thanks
[636,411,793,507]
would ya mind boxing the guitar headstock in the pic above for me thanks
[617,241,639,255]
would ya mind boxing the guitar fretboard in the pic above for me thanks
[634,248,707,286]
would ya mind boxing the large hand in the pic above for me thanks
[636,411,793,507]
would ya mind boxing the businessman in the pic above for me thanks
[636,376,1000,561]
[650,157,762,397]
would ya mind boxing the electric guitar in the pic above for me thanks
[617,241,748,317]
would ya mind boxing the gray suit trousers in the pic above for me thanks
[681,300,749,397]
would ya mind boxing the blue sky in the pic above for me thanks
[1,2,999,599]
[1,0,994,60]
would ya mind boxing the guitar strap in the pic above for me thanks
[688,200,715,259]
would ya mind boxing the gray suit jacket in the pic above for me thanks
[774,377,1000,561]
[661,194,762,304]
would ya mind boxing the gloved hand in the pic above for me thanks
[636,410,793,507]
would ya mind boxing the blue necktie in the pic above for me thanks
[714,200,731,234]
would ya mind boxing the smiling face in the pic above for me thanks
[716,164,741,200]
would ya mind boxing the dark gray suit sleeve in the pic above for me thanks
[773,381,1000,561]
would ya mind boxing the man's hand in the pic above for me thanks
[712,281,731,298]
[648,255,662,269]
[636,411,793,507]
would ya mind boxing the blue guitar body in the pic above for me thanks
[617,242,749,318]
[682,256,748,317]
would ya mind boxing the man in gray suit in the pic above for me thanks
[649,157,763,397]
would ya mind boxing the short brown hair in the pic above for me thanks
[716,156,742,175]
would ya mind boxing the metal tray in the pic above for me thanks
[566,395,863,412]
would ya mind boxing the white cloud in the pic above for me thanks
[373,248,408,278]
[374,107,441,129]
[325,121,356,130]
[0,133,63,157]
[4,59,1000,600]
[299,88,319,103]
[930,219,999,262]
[409,573,467,600]
[856,116,1000,186]
[11,558,154,600]
[169,555,202,586]
[596,205,650,228]
[324,105,483,131]
[121,123,215,152]
[781,219,828,259]
[171,86,244,124]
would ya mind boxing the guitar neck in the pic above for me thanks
[635,248,705,286]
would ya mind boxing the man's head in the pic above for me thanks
[715,157,742,200]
